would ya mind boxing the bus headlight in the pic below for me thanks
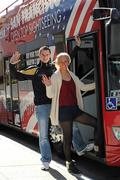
[112,126,120,141]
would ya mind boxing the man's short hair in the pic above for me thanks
[39,46,51,54]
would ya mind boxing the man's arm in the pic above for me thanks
[70,35,81,59]
[10,51,35,81]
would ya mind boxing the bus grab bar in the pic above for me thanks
[80,68,94,81]
[80,68,94,96]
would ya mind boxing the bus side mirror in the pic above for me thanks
[93,8,111,21]
[93,8,120,21]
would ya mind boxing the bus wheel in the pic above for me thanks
[49,125,64,158]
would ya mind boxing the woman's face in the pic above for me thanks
[58,57,69,70]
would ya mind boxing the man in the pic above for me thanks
[10,46,55,170]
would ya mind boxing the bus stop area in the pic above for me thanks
[0,133,89,180]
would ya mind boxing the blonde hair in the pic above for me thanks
[55,52,71,68]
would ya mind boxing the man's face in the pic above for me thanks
[39,50,51,63]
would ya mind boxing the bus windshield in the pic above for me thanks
[109,23,120,56]
[107,57,120,97]
[105,20,120,109]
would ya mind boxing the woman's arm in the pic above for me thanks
[42,75,55,98]
[79,80,95,92]
[70,71,95,92]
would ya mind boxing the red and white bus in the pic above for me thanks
[0,0,120,166]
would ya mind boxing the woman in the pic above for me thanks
[42,52,96,174]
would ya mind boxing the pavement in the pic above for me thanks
[0,134,92,180]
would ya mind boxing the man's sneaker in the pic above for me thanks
[76,143,94,156]
[76,146,86,156]
[41,162,49,171]
[66,161,81,174]
[85,143,94,152]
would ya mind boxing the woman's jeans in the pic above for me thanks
[35,104,52,163]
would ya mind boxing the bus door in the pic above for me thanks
[67,33,101,147]
[4,58,21,127]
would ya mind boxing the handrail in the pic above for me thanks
[80,68,94,96]
[80,68,94,81]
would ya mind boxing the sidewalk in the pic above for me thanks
[0,134,88,180]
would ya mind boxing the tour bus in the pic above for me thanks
[0,0,120,167]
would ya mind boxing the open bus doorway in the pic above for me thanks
[67,33,105,157]
[50,33,105,158]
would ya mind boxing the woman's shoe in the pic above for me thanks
[66,161,81,174]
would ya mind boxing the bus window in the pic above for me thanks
[11,76,20,116]
[0,52,4,93]
[109,23,120,56]
[105,21,120,110]
[106,57,120,97]
[54,31,66,54]
[69,36,94,83]
[3,58,21,126]
[76,47,94,83]
[26,50,39,67]
[9,60,33,126]
[0,54,6,122]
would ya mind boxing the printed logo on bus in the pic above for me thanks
[106,97,117,110]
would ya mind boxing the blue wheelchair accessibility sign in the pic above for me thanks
[106,97,117,110]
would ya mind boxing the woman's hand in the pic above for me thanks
[10,51,21,64]
[42,75,51,86]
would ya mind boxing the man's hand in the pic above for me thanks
[75,35,81,47]
[10,51,21,64]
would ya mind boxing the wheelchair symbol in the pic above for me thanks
[106,97,117,110]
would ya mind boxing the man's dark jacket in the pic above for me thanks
[10,62,55,105]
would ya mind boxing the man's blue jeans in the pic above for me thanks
[35,104,52,163]
[72,122,86,152]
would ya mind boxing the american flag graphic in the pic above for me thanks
[65,0,99,38]
[36,0,99,46]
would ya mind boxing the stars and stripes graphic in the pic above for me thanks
[65,0,99,38]
[36,0,99,45]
